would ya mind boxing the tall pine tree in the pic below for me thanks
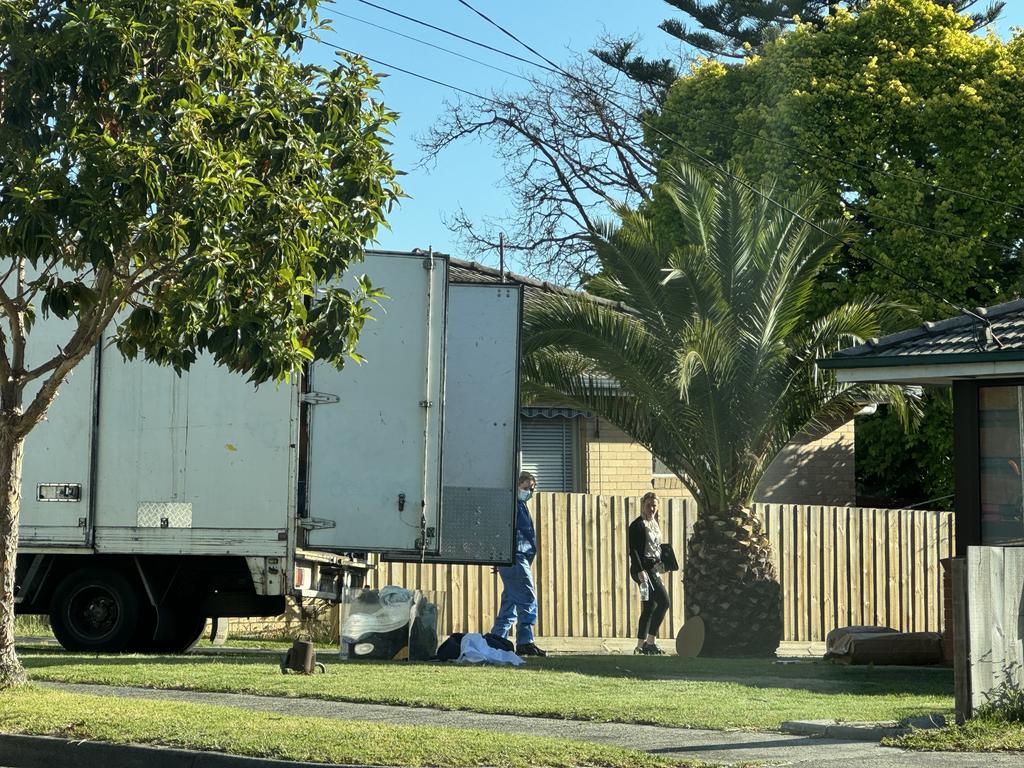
[598,0,1003,89]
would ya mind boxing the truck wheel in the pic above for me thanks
[50,568,140,652]
[147,607,207,654]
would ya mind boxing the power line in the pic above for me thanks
[331,10,530,82]
[327,42,501,103]
[316,4,1018,320]
[450,0,997,325]
[454,0,559,73]
[449,0,1024,217]
[344,0,558,74]
[322,8,1024,261]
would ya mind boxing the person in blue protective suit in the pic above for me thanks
[490,470,546,657]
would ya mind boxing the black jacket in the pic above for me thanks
[628,516,658,584]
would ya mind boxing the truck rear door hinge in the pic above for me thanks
[298,517,337,531]
[301,391,340,405]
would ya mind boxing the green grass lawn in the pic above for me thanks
[0,685,698,768]
[19,649,953,731]
[887,717,1024,752]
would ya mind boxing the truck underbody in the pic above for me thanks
[15,552,279,652]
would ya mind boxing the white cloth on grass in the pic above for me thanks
[456,632,524,666]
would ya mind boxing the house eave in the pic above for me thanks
[820,350,1024,370]
[833,357,1024,385]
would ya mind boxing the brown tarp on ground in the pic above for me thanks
[825,625,945,665]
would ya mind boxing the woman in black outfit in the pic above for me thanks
[628,491,671,655]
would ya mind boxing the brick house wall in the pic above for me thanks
[579,416,856,505]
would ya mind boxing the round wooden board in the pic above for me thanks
[675,615,705,657]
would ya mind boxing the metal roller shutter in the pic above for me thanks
[519,417,576,492]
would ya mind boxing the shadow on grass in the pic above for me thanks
[521,655,953,697]
[20,651,271,667]
[20,647,953,698]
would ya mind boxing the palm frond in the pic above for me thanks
[525,159,917,512]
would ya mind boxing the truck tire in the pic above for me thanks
[50,568,141,652]
[147,606,207,654]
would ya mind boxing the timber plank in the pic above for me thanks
[967,547,997,712]
[848,507,861,627]
[887,509,900,630]
[598,495,613,637]
[823,505,837,638]
[585,496,595,637]
[609,496,623,637]
[795,505,808,642]
[784,504,798,641]
[569,495,584,636]
[875,509,888,627]
[917,514,933,634]
[556,495,570,636]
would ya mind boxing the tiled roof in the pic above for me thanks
[363,247,634,315]
[447,257,637,315]
[822,298,1024,369]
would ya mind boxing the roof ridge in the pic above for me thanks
[833,295,1024,360]
[448,256,639,314]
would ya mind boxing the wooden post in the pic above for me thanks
[952,555,971,724]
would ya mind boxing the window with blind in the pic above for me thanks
[519,416,577,492]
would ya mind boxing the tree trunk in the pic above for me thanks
[684,504,782,657]
[0,422,26,688]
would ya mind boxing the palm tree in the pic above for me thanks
[522,162,912,656]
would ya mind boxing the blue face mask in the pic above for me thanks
[518,488,533,502]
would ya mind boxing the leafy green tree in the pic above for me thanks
[646,0,1024,504]
[522,162,911,655]
[650,0,1024,315]
[599,0,1002,78]
[855,390,954,507]
[0,0,399,687]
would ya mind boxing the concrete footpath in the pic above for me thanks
[25,681,1023,768]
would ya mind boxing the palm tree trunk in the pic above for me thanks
[684,504,782,656]
[0,419,26,688]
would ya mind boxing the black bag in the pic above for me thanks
[483,632,514,653]
[437,632,513,662]
[436,632,465,662]
[660,543,679,572]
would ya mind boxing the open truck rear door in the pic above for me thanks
[386,282,522,565]
[304,251,447,556]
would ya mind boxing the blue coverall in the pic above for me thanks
[490,498,538,644]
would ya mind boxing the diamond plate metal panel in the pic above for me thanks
[137,502,193,528]
[429,486,515,563]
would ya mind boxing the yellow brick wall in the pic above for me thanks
[755,420,857,505]
[581,418,673,495]
[580,416,855,505]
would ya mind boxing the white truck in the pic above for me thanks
[14,250,523,652]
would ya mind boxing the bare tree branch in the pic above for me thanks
[19,246,173,385]
[17,264,126,434]
[419,51,676,282]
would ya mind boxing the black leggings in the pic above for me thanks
[637,568,670,640]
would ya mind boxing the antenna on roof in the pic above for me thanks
[499,233,506,283]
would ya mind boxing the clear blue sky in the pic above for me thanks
[304,1,1024,275]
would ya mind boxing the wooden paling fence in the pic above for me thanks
[367,493,955,642]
